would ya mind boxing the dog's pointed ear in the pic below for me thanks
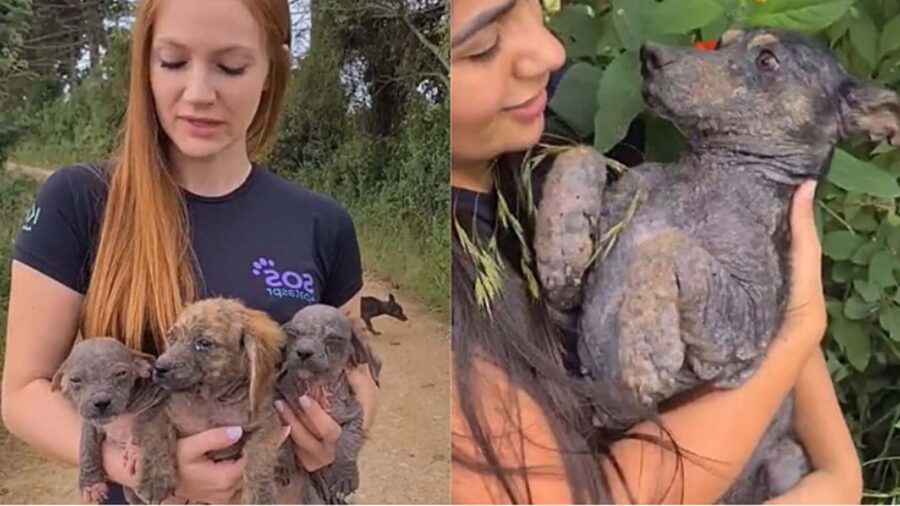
[839,78,900,145]
[349,320,381,387]
[388,293,395,303]
[130,349,156,379]
[243,309,285,416]
[50,362,67,393]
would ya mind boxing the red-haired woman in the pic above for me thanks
[1,0,377,503]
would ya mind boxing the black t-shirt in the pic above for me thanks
[14,163,363,327]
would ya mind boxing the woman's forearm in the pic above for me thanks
[768,350,862,504]
[3,378,134,487]
[3,378,83,466]
[605,331,820,504]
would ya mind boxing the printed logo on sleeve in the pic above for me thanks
[251,257,317,302]
[22,204,41,232]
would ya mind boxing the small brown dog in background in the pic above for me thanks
[51,337,165,504]
[133,298,286,504]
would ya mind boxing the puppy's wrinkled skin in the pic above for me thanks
[535,29,898,501]
[134,298,286,504]
[51,337,165,504]
[276,304,380,504]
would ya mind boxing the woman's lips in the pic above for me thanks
[504,89,548,122]
[180,116,224,138]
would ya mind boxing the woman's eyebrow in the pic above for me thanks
[451,0,516,49]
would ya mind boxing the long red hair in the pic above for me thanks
[82,0,291,352]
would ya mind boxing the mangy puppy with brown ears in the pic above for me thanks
[51,337,165,504]
[133,298,286,504]
[275,304,381,504]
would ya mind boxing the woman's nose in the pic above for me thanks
[513,24,566,80]
[183,67,216,105]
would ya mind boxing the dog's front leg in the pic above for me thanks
[133,407,178,504]
[314,403,364,504]
[241,413,282,504]
[79,423,109,503]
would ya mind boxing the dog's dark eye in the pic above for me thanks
[325,336,344,354]
[756,50,779,72]
[114,370,128,379]
[69,377,82,389]
[194,338,213,352]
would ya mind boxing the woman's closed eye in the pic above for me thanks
[160,59,187,70]
[218,64,246,76]
[468,36,502,63]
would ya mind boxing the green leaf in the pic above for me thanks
[747,0,855,33]
[852,242,882,265]
[848,10,879,70]
[827,149,900,199]
[611,0,650,51]
[831,317,870,371]
[823,230,865,260]
[870,250,899,287]
[548,5,600,59]
[849,209,879,232]
[873,142,897,155]
[701,12,732,41]
[881,14,900,58]
[887,226,900,252]
[879,305,900,341]
[644,113,687,163]
[548,62,603,137]
[832,261,855,282]
[844,294,878,319]
[650,0,724,35]
[593,51,644,153]
[854,279,883,303]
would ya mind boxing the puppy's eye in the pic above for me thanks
[756,50,779,72]
[194,338,213,352]
[69,377,82,389]
[114,370,128,379]
[325,336,345,354]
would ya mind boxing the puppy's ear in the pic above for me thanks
[243,309,285,416]
[50,363,67,393]
[130,349,156,379]
[388,293,395,303]
[839,78,900,145]
[349,324,381,387]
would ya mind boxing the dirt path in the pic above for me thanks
[0,163,450,504]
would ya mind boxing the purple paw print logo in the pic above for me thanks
[252,257,275,276]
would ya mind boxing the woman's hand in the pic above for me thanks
[764,351,863,504]
[275,361,378,472]
[168,427,247,504]
[276,396,342,472]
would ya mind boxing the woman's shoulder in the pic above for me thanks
[39,162,109,200]
[255,166,353,223]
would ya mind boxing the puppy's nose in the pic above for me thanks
[154,363,172,378]
[640,42,674,76]
[295,350,314,361]
[93,398,111,412]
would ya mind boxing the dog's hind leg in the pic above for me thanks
[241,413,283,504]
[364,318,380,336]
[133,406,178,504]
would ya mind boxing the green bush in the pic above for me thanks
[546,0,900,501]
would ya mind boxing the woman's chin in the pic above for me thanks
[503,116,546,154]
[169,137,229,160]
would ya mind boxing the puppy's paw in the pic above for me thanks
[80,482,109,504]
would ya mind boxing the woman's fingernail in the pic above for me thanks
[299,395,312,410]
[226,426,243,441]
[274,400,284,413]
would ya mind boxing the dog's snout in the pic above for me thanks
[154,363,172,378]
[640,42,674,77]
[295,349,314,361]
[93,397,111,412]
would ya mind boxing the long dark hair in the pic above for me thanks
[451,139,691,503]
